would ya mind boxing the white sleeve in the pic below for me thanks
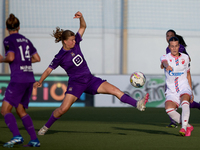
[160,55,167,63]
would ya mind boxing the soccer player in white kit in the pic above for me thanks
[160,37,194,136]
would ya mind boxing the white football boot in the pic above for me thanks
[136,93,149,111]
[38,125,49,135]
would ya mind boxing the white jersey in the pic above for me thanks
[160,52,191,94]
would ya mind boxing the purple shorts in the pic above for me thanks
[66,76,106,98]
[3,82,34,109]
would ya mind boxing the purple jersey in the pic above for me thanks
[166,44,189,55]
[49,32,93,83]
[3,33,37,83]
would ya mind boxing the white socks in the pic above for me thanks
[166,108,181,124]
[181,100,190,130]
[166,100,190,130]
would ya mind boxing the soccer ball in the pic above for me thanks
[130,71,146,88]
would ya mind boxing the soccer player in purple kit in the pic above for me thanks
[0,14,41,147]
[34,11,149,135]
[162,29,200,128]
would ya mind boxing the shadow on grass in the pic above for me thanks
[112,127,178,136]
[35,128,112,135]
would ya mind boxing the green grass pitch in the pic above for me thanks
[0,107,199,150]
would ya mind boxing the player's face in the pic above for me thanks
[64,36,76,50]
[166,31,175,43]
[169,41,180,56]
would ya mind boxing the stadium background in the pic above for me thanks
[1,0,200,107]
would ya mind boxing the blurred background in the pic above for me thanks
[1,0,200,75]
[1,0,200,107]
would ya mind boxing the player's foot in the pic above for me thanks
[3,135,24,148]
[23,138,40,147]
[38,125,48,135]
[136,93,149,111]
[185,125,194,136]
[179,128,186,136]
[166,122,178,128]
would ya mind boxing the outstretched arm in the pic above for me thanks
[162,60,173,71]
[34,67,53,87]
[74,11,86,37]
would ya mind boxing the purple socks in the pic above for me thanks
[21,114,37,140]
[4,113,20,137]
[45,113,60,128]
[120,94,137,107]
[190,101,200,109]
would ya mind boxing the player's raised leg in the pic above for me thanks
[97,81,149,111]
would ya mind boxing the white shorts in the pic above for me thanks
[165,87,192,108]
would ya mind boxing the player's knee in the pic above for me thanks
[16,110,27,118]
[1,108,10,116]
[16,108,27,118]
[166,108,175,115]
[58,107,69,115]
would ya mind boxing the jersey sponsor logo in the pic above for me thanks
[20,65,33,72]
[72,54,83,66]
[169,70,184,76]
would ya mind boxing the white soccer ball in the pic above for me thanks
[130,71,146,88]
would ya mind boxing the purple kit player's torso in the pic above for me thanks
[49,32,92,83]
[3,33,37,83]
[166,44,188,55]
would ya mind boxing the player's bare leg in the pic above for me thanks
[38,94,77,135]
[97,81,149,111]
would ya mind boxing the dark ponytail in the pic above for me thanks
[6,13,20,31]
[166,29,187,47]
[52,27,75,45]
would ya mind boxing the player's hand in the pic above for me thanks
[165,65,173,71]
[33,82,42,88]
[160,64,164,69]
[73,11,82,19]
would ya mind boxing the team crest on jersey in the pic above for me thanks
[170,59,172,62]
[71,52,75,57]
[181,59,185,64]
[69,87,73,91]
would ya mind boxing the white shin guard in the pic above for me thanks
[166,108,181,124]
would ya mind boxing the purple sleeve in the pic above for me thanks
[75,32,82,44]
[49,57,60,70]
[3,39,15,56]
[28,40,37,56]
